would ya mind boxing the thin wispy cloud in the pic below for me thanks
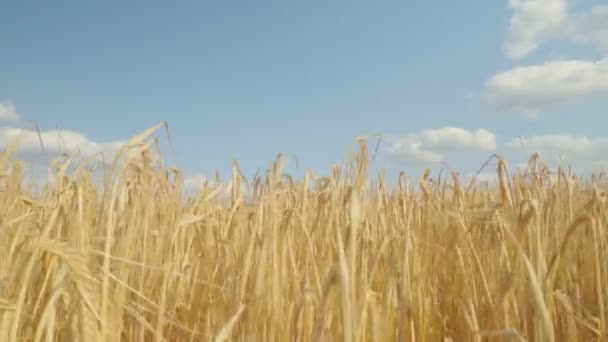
[562,4,608,51]
[0,100,19,122]
[508,134,608,170]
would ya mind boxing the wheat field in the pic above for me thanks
[0,123,606,341]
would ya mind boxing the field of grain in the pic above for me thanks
[0,124,607,341]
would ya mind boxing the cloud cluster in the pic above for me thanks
[208,3,608,177]
[386,127,608,175]
[385,127,496,163]
[486,1,608,116]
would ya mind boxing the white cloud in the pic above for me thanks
[484,58,608,116]
[503,1,608,59]
[508,134,608,169]
[385,127,497,163]
[493,1,608,115]
[183,174,213,193]
[0,101,133,163]
[386,138,443,164]
[503,0,567,58]
[0,126,127,163]
[420,127,497,151]
[0,101,19,122]
[182,174,252,205]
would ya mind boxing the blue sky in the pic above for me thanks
[1,1,607,188]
